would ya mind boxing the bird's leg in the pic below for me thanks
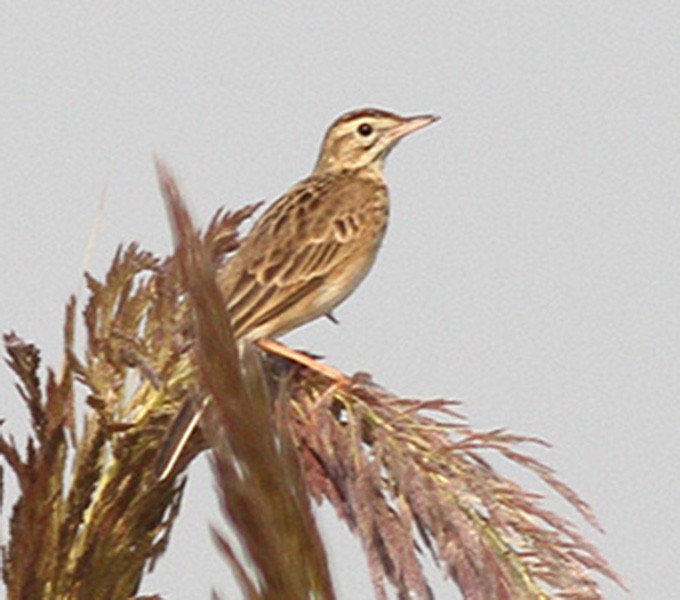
[256,337,350,384]
[324,311,340,325]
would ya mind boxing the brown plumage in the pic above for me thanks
[220,107,437,341]
[222,171,388,340]
[155,107,438,479]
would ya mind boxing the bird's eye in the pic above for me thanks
[357,123,373,137]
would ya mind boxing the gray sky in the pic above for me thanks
[1,3,679,598]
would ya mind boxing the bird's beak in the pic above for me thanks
[387,114,440,143]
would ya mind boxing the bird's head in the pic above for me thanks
[314,108,438,174]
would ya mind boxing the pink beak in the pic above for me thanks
[387,114,440,143]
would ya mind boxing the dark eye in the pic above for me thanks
[358,123,373,136]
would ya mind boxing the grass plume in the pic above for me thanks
[0,162,624,599]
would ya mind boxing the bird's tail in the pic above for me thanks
[154,396,209,481]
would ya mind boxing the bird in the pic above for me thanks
[155,107,439,480]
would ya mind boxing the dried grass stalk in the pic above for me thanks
[158,159,335,599]
[0,161,624,600]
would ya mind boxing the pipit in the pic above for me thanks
[155,108,438,479]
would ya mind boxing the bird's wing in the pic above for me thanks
[222,175,388,339]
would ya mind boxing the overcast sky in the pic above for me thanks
[1,3,679,599]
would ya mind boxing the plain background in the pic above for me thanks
[1,3,679,598]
